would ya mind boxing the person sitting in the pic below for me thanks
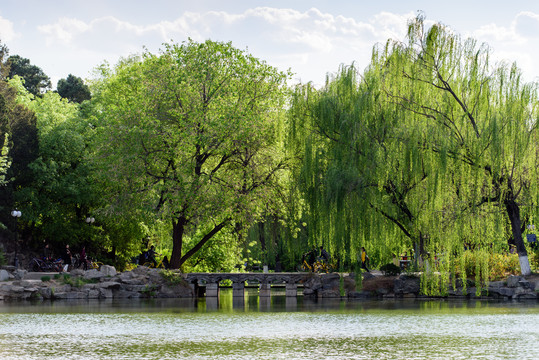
[400,252,409,269]
[42,243,52,261]
[162,256,170,269]
[146,245,159,267]
[319,246,330,263]
[308,249,316,268]
[392,253,399,267]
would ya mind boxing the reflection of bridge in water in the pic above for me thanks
[185,272,312,298]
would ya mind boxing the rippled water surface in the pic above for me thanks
[1,291,538,359]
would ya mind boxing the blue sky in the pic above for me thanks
[1,1,539,88]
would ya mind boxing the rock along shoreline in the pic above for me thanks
[0,265,194,301]
[1,266,538,301]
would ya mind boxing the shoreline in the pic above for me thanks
[1,265,538,302]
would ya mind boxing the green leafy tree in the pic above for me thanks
[377,16,538,275]
[57,74,91,103]
[288,16,539,277]
[289,64,436,268]
[9,77,98,250]
[90,40,291,269]
[8,55,51,96]
[0,77,39,233]
[0,45,40,242]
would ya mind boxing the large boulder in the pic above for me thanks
[100,265,117,277]
[393,275,420,296]
[302,274,322,296]
[343,274,357,295]
[83,269,104,280]
[0,269,10,281]
[13,269,27,280]
[507,275,523,288]
[317,273,341,298]
[159,283,195,298]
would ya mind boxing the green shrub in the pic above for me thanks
[141,284,158,297]
[0,249,5,266]
[160,269,187,286]
[454,251,519,281]
[41,276,51,282]
[530,247,539,272]
[488,253,520,280]
[61,275,97,287]
[380,263,401,276]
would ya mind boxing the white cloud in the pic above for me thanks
[26,7,443,87]
[513,11,539,38]
[38,17,89,44]
[472,23,522,44]
[471,11,539,45]
[371,11,415,39]
[0,15,18,42]
[34,7,414,57]
[466,11,539,82]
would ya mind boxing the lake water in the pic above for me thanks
[1,289,538,359]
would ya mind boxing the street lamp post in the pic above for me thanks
[83,216,95,270]
[11,209,21,268]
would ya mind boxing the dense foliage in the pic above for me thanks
[287,16,538,280]
[8,55,51,96]
[1,19,538,280]
[57,74,91,103]
[88,39,291,269]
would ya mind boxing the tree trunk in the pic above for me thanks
[178,220,228,267]
[258,222,266,251]
[170,216,187,269]
[504,197,531,275]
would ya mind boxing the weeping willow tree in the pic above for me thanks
[378,16,539,275]
[289,15,538,276]
[288,61,442,267]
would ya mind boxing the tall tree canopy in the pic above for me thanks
[90,40,291,269]
[289,16,539,275]
[378,16,538,275]
[9,76,98,249]
[0,47,39,242]
[289,63,434,267]
[8,55,51,96]
[57,74,91,103]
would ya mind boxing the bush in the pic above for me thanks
[380,263,401,276]
[489,253,520,280]
[61,274,97,287]
[530,247,539,272]
[160,269,187,286]
[454,251,519,281]
[41,276,51,282]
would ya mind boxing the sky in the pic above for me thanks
[1,0,539,89]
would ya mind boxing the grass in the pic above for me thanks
[160,269,188,286]
[60,273,98,287]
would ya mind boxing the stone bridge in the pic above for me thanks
[184,272,313,297]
